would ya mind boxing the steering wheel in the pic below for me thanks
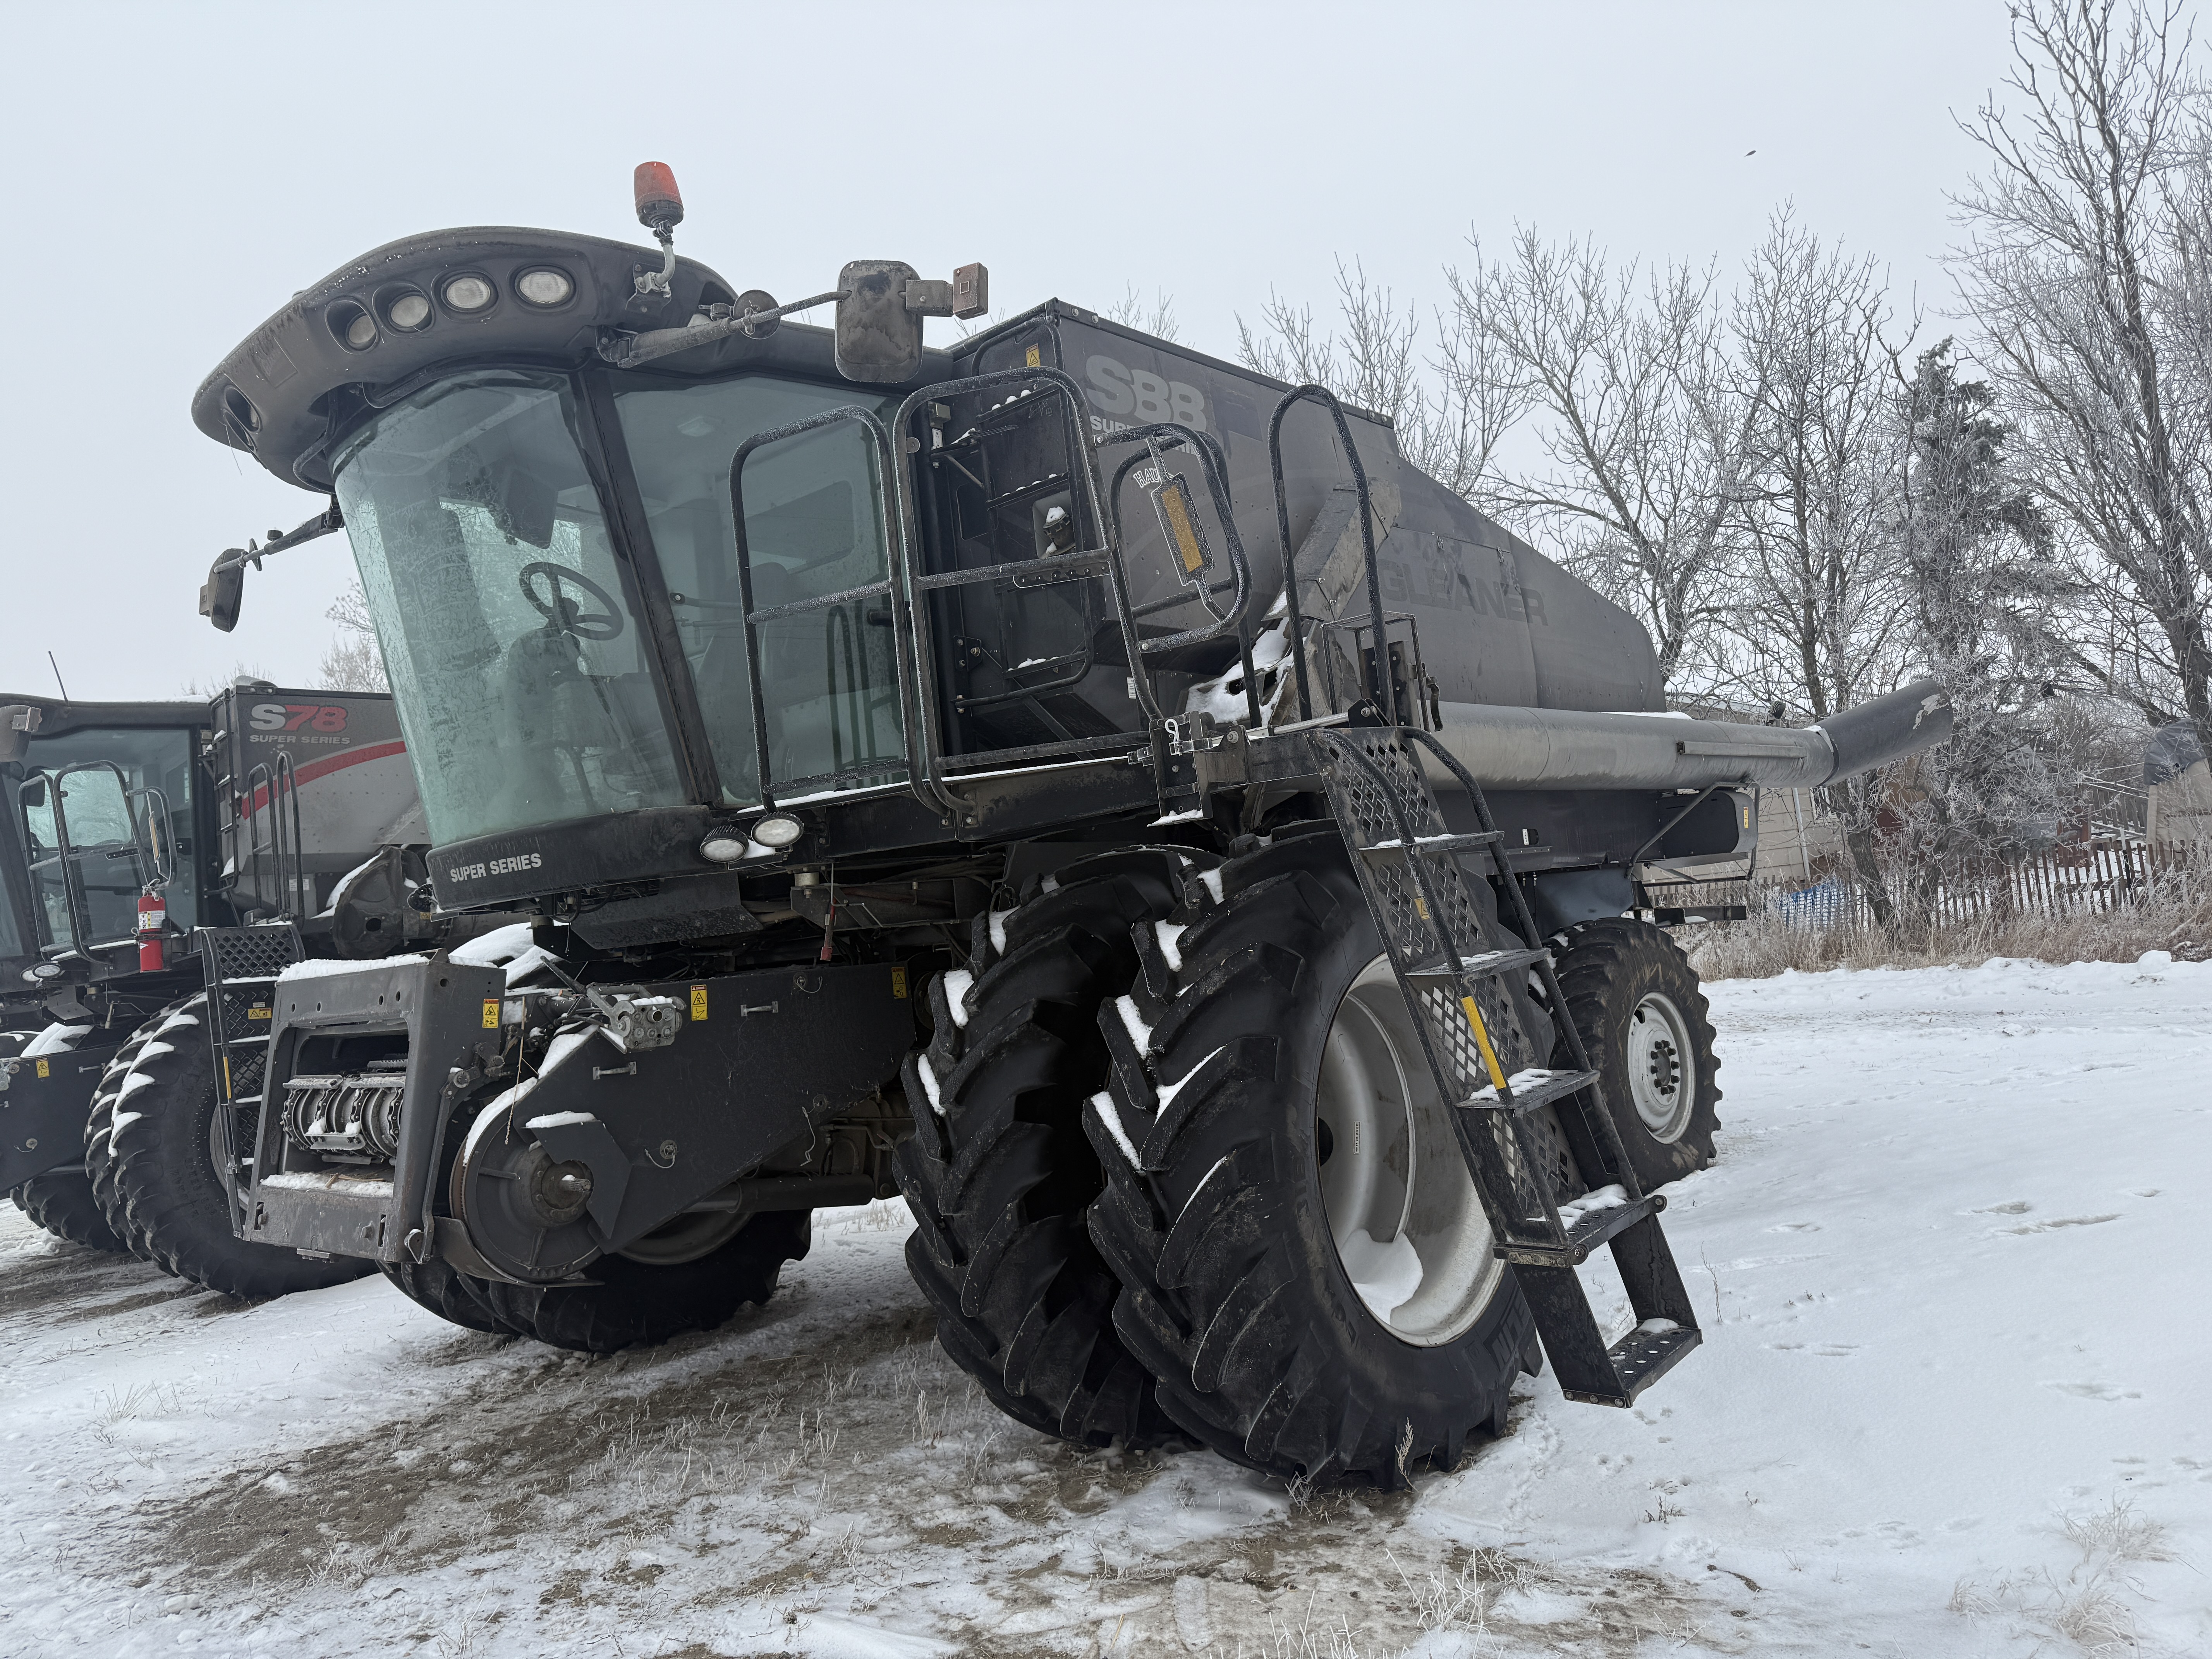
[519,562,624,642]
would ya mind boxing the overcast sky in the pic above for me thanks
[0,0,2027,702]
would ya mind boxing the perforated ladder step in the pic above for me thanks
[1404,947,1550,984]
[1460,1065,1600,1116]
[1354,830,1501,860]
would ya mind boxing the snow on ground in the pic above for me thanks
[0,955,2205,1657]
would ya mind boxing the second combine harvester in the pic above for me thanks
[187,165,1949,1486]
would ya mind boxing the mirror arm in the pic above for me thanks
[601,289,850,370]
[211,498,343,580]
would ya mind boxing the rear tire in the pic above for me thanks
[480,1209,810,1352]
[896,848,1203,1450]
[108,994,375,1298]
[1087,829,1540,1488]
[11,1168,127,1252]
[1545,918,1721,1190]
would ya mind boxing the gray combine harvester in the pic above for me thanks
[0,685,484,1295]
[187,164,1949,1484]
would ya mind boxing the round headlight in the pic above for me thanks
[749,812,805,849]
[516,267,574,307]
[442,274,496,312]
[388,292,431,330]
[699,833,748,864]
[344,311,378,349]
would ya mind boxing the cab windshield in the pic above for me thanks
[336,368,908,848]
[335,371,685,844]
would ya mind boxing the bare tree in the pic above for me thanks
[1730,213,1912,919]
[319,580,388,692]
[1235,259,1526,502]
[1443,230,1753,692]
[1106,283,1180,343]
[1952,0,2212,777]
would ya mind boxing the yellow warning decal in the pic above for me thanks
[1412,891,1430,921]
[1158,479,1206,574]
[690,984,709,1021]
[34,1058,49,1080]
[890,966,909,1000]
[1024,344,1041,368]
[247,1005,271,1022]
[482,998,500,1029]
[1460,995,1510,1092]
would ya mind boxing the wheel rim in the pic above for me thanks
[615,1208,750,1267]
[1315,956,1504,1347]
[1625,991,1695,1142]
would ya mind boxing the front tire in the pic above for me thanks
[1087,829,1540,1489]
[108,994,375,1297]
[1546,919,1721,1190]
[896,848,1204,1449]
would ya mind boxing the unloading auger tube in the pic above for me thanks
[1427,679,1955,794]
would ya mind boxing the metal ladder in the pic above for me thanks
[195,922,304,1195]
[1310,722,1702,1407]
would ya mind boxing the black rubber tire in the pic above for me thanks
[1086,828,1541,1489]
[86,1023,166,1258]
[382,1256,514,1336]
[1546,918,1721,1190]
[480,1209,811,1352]
[108,992,375,1297]
[896,847,1206,1450]
[11,1167,127,1252]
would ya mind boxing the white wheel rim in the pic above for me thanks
[1316,956,1504,1347]
[1625,991,1695,1142]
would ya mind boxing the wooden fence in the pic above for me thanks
[1647,840,2208,930]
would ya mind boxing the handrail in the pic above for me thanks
[18,760,151,953]
[1267,384,1389,723]
[1097,421,1263,728]
[725,404,915,813]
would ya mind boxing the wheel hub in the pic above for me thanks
[1625,991,1696,1142]
[453,1109,603,1283]
[1314,956,1504,1347]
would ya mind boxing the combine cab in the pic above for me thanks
[0,687,490,1295]
[186,166,1950,1482]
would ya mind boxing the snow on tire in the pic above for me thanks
[1085,827,1540,1489]
[895,847,1207,1450]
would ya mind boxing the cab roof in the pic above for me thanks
[194,227,961,494]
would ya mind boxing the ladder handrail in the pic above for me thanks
[1267,385,1390,723]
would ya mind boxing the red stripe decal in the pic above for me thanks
[239,739,409,817]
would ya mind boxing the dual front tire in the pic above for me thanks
[902,833,1721,1487]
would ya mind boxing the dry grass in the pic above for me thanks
[1683,885,2212,981]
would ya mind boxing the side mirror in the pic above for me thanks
[834,260,988,385]
[0,704,36,764]
[19,778,45,809]
[835,261,925,385]
[200,556,244,632]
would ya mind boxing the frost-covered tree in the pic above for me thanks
[318,580,388,692]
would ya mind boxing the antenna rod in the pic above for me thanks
[47,652,69,704]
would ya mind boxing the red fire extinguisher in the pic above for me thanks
[136,888,167,973]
